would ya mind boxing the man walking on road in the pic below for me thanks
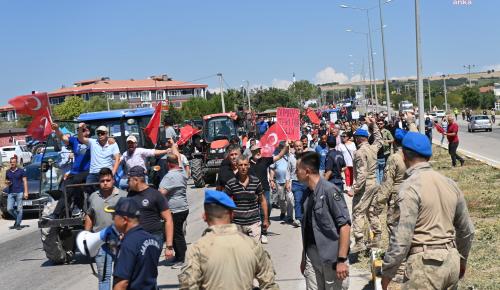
[298,152,351,290]
[443,115,464,167]
[5,157,28,230]
[288,140,306,227]
[178,189,279,290]
[84,168,126,290]
[381,132,475,290]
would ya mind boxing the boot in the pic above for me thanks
[351,239,366,253]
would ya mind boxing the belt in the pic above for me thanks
[409,242,456,255]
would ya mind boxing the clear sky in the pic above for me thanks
[0,0,498,104]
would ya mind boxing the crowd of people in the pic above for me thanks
[2,108,477,290]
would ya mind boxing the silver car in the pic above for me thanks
[468,115,492,132]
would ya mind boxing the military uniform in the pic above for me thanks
[382,133,474,289]
[351,125,383,245]
[178,224,278,290]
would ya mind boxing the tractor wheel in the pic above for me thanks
[39,202,70,264]
[191,158,205,188]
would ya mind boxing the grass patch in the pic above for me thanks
[351,145,500,289]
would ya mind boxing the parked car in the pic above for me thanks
[468,115,492,132]
[434,110,446,118]
[1,163,52,218]
[0,145,32,165]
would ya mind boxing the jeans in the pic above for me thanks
[292,181,306,221]
[376,158,386,184]
[86,173,100,193]
[172,210,189,262]
[95,247,113,290]
[261,190,271,235]
[333,182,344,193]
[7,192,23,226]
[448,142,464,166]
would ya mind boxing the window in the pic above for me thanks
[129,92,138,99]
[140,102,152,108]
[155,90,165,100]
[119,92,128,100]
[105,92,114,100]
[140,91,151,101]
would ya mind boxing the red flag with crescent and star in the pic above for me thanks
[144,102,162,145]
[27,108,53,141]
[177,125,201,146]
[8,92,50,116]
[259,123,288,157]
[306,108,321,125]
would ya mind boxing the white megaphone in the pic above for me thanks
[76,226,119,257]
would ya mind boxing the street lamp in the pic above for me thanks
[242,80,251,112]
[414,0,425,133]
[442,74,449,113]
[216,73,225,113]
[463,64,476,87]
[377,0,392,117]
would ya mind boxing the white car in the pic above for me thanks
[0,145,32,165]
[434,110,446,118]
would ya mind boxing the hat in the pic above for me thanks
[104,197,141,218]
[204,189,237,209]
[128,165,146,177]
[354,128,369,137]
[394,128,407,142]
[126,135,137,143]
[250,144,261,151]
[359,115,366,121]
[402,132,432,157]
[96,125,108,133]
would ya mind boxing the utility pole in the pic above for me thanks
[442,74,448,113]
[243,80,251,111]
[464,64,476,87]
[415,0,425,133]
[367,9,379,112]
[427,78,432,112]
[378,0,391,116]
[217,73,225,113]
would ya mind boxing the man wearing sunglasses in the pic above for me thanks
[78,124,120,188]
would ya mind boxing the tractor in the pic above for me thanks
[189,113,239,188]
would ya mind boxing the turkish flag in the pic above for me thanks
[259,124,287,157]
[306,108,320,125]
[27,108,53,141]
[9,92,50,116]
[177,125,201,146]
[144,102,162,145]
[435,123,444,134]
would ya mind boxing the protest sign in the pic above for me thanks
[351,111,360,120]
[277,107,300,140]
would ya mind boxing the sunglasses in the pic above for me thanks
[97,131,107,136]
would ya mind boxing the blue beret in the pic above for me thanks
[204,189,237,209]
[402,132,432,157]
[354,128,369,137]
[394,128,407,142]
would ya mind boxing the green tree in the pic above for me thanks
[252,88,295,111]
[288,80,320,106]
[83,95,129,112]
[461,87,480,108]
[166,106,183,124]
[53,96,85,120]
[479,93,495,109]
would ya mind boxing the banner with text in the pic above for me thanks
[277,107,300,141]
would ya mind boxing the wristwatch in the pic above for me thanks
[166,245,173,250]
[337,256,348,263]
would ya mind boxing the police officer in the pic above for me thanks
[178,189,279,290]
[348,117,383,252]
[110,197,162,290]
[381,132,475,290]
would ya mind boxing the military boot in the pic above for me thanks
[351,239,366,253]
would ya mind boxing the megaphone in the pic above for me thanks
[76,226,119,257]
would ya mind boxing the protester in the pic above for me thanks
[301,135,313,152]
[51,122,91,218]
[424,116,433,142]
[77,124,120,187]
[269,141,294,221]
[5,157,28,230]
[376,119,394,184]
[491,108,496,124]
[287,140,306,227]
[440,116,448,146]
[314,134,329,176]
[84,168,126,290]
[443,115,465,167]
[257,116,269,137]
[349,117,383,251]
[110,198,162,290]
[127,165,174,260]
[215,144,241,191]
[381,132,475,290]
[324,136,346,191]
[337,132,356,190]
[162,116,178,142]
[178,189,279,290]
[159,154,189,269]
[454,107,459,120]
[297,152,351,290]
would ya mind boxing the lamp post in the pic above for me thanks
[463,64,476,87]
[242,80,251,111]
[378,0,392,116]
[217,73,225,113]
[415,0,425,133]
[442,74,448,113]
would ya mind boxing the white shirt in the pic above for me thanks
[338,141,356,167]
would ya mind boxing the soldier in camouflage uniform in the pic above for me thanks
[178,189,278,290]
[348,117,383,252]
[381,132,475,290]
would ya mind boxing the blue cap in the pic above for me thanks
[105,197,141,218]
[402,132,432,157]
[394,128,407,142]
[204,189,237,209]
[354,128,369,137]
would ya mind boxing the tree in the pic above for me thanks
[461,87,480,108]
[84,95,128,113]
[288,80,320,106]
[252,88,296,111]
[53,96,85,120]
[479,93,495,109]
[166,106,183,124]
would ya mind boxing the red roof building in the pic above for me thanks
[0,105,17,122]
[48,75,208,109]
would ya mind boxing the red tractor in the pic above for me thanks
[189,113,240,187]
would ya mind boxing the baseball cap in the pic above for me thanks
[354,128,369,137]
[128,165,146,177]
[104,197,141,218]
[204,189,237,209]
[96,125,108,133]
[250,144,261,151]
[126,135,137,143]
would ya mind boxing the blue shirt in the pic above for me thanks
[114,226,161,290]
[68,136,90,174]
[88,138,120,174]
[271,156,288,184]
[258,121,269,135]
[5,168,25,193]
[315,144,329,171]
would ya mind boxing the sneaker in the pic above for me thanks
[279,213,286,220]
[292,219,301,228]
[261,235,268,244]
[15,225,23,230]
[9,224,17,230]
[351,240,366,253]
[72,207,82,217]
[171,262,185,269]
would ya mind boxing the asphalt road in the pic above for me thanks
[0,181,373,290]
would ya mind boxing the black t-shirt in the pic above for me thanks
[324,149,346,184]
[249,157,274,191]
[128,187,169,235]
[216,159,237,189]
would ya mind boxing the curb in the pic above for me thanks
[431,139,500,169]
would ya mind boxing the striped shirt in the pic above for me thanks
[224,175,263,226]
